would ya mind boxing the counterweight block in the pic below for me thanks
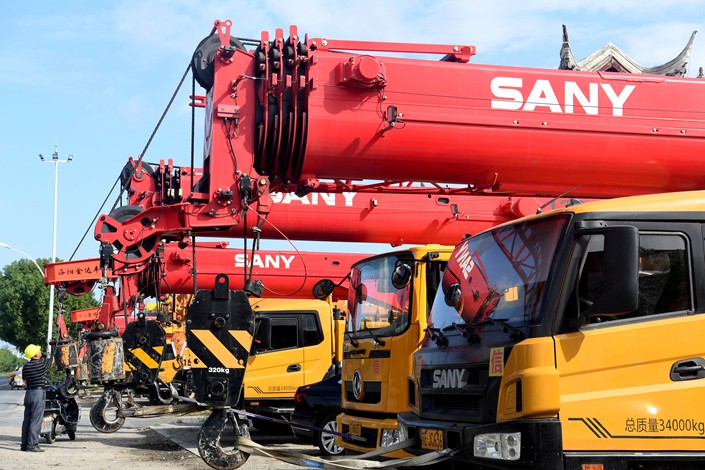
[186,274,254,407]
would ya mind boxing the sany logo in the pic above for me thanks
[454,242,475,280]
[432,369,469,389]
[490,77,635,116]
[234,253,295,269]
[271,192,357,207]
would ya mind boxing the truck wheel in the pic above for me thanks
[316,414,343,456]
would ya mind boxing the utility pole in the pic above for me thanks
[39,144,72,356]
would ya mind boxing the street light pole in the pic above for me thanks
[0,242,48,351]
[39,144,72,356]
[0,242,44,276]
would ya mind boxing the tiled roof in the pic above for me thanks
[559,25,697,76]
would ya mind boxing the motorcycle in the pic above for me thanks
[10,373,24,390]
[41,384,80,443]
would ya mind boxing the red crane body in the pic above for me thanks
[95,21,705,264]
[46,243,368,331]
[101,157,583,263]
[285,46,705,197]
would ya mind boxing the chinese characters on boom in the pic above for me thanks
[57,266,101,277]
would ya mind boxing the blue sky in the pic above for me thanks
[1,0,704,272]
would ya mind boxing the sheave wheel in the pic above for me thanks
[317,414,344,456]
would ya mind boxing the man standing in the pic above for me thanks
[21,344,51,452]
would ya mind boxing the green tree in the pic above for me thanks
[0,258,100,350]
[0,347,25,373]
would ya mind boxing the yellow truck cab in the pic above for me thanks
[338,244,452,457]
[398,191,705,469]
[244,297,346,425]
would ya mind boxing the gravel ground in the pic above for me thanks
[0,388,319,470]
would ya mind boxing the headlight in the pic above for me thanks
[380,428,400,447]
[473,432,520,461]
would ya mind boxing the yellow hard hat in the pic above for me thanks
[24,344,41,359]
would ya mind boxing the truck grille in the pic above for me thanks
[417,364,495,423]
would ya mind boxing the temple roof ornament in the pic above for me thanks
[559,25,697,76]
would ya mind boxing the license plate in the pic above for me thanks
[349,421,362,436]
[41,417,53,433]
[420,428,444,450]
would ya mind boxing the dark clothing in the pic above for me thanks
[21,388,46,450]
[23,357,50,389]
[21,357,50,450]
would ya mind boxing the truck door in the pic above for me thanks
[245,314,304,400]
[554,225,705,453]
[301,311,331,385]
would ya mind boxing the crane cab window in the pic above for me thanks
[253,317,299,353]
[303,315,323,346]
[576,233,691,324]
[253,312,324,353]
[270,318,299,350]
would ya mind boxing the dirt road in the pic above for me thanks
[0,389,318,470]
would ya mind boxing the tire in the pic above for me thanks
[45,421,57,444]
[316,414,344,456]
[68,430,76,440]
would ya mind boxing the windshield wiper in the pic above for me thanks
[442,322,480,344]
[345,331,359,348]
[426,327,449,348]
[360,326,386,346]
[472,318,525,342]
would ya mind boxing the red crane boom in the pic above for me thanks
[95,20,705,264]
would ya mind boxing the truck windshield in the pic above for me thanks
[347,252,414,338]
[429,215,568,333]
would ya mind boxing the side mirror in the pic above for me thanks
[355,284,368,304]
[391,263,413,290]
[312,279,336,299]
[444,283,462,311]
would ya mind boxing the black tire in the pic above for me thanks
[68,430,76,440]
[89,394,125,433]
[44,422,57,444]
[316,414,344,456]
